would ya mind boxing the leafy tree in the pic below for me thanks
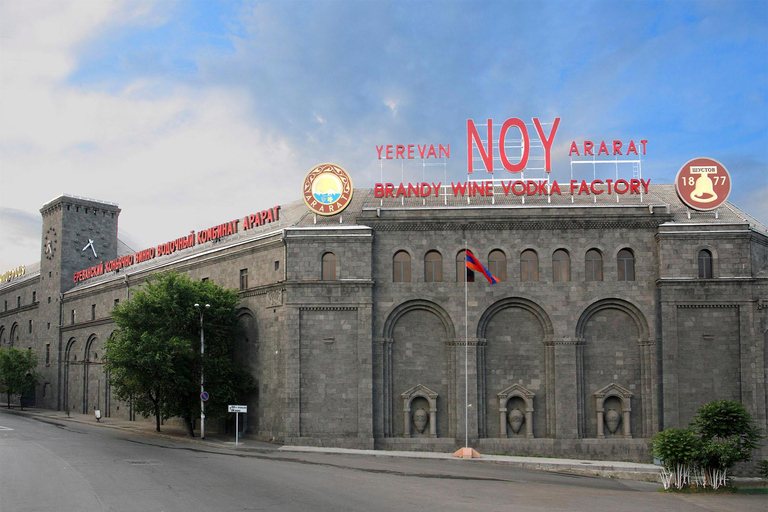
[105,272,253,436]
[690,400,764,486]
[651,399,765,490]
[0,347,41,410]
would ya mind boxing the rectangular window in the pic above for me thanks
[201,277,209,282]
[425,261,442,282]
[114,298,119,307]
[240,269,248,290]
[71,309,76,325]
[32,291,37,303]
[275,260,280,271]
[48,296,51,304]
[91,304,96,321]
[3,300,6,311]
[47,322,51,330]
[17,296,21,308]
[46,344,50,366]
[29,320,33,333]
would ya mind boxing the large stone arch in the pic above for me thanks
[476,297,553,438]
[576,298,650,341]
[8,323,19,348]
[381,300,456,438]
[64,337,80,414]
[576,298,653,438]
[0,325,5,347]
[383,300,456,340]
[236,308,259,434]
[83,334,104,416]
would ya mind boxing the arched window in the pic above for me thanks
[585,249,603,281]
[322,252,337,280]
[553,249,571,282]
[698,249,713,279]
[424,251,442,282]
[9,323,19,348]
[617,249,635,281]
[456,250,474,282]
[393,251,411,282]
[520,250,539,282]
[488,250,507,282]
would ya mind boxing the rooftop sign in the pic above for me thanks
[675,157,731,211]
[302,163,354,216]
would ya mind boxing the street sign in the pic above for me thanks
[200,391,210,402]
[228,405,247,413]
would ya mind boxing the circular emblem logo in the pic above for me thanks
[302,163,354,216]
[674,157,731,211]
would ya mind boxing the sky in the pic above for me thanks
[1,0,767,270]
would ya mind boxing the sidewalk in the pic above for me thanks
[3,406,763,487]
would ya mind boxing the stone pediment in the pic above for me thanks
[594,382,633,399]
[401,384,438,400]
[497,383,535,400]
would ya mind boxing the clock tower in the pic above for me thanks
[40,195,121,295]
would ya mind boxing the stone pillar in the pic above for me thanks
[553,338,583,439]
[403,404,411,438]
[499,404,508,438]
[429,408,437,438]
[623,408,632,438]
[596,410,605,439]
[525,408,534,438]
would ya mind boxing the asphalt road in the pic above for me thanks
[0,412,763,512]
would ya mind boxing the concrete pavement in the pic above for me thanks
[3,405,763,488]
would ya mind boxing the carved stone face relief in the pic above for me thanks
[412,408,429,434]
[507,408,525,434]
[605,408,622,434]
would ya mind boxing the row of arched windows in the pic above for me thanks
[320,248,714,281]
[390,248,637,283]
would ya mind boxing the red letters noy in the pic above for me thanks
[467,117,561,173]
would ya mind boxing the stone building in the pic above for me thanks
[1,180,766,463]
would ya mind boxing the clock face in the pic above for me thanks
[75,226,106,260]
[44,227,58,260]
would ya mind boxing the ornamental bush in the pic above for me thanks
[651,400,765,490]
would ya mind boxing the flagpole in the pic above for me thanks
[464,239,468,449]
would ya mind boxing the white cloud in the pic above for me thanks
[0,1,302,270]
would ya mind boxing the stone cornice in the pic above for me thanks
[60,316,115,333]
[370,220,663,232]
[0,302,39,319]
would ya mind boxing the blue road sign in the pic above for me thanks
[200,391,210,402]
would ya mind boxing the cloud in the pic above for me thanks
[0,0,766,270]
[0,1,303,269]
[0,209,42,269]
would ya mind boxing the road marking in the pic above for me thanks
[0,426,14,431]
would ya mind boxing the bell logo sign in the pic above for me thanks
[467,117,561,174]
[675,157,731,211]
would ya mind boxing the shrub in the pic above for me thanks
[651,400,765,490]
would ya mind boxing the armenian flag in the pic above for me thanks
[465,249,499,284]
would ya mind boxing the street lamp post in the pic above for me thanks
[194,303,210,439]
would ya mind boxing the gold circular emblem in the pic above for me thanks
[302,163,354,216]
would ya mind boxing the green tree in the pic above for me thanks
[0,347,41,410]
[690,400,764,479]
[105,272,253,436]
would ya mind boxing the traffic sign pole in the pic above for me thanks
[228,405,247,445]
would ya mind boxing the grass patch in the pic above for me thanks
[736,488,768,494]
[658,485,735,494]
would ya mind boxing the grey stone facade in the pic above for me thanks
[1,186,767,464]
